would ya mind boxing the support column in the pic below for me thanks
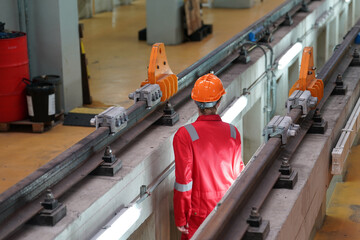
[0,0,20,31]
[146,0,184,45]
[26,0,82,113]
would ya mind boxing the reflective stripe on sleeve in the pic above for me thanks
[174,181,193,192]
[230,124,236,139]
[184,124,199,141]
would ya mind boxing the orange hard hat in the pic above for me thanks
[191,73,226,103]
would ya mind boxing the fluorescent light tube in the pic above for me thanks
[95,204,141,240]
[278,42,303,70]
[222,95,248,123]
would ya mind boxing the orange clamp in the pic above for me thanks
[289,47,324,103]
[141,43,178,102]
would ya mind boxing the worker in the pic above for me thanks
[173,73,244,239]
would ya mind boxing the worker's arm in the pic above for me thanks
[173,127,193,229]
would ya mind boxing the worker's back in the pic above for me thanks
[174,114,243,217]
[173,73,243,240]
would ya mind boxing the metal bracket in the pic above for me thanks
[264,116,300,144]
[28,189,66,226]
[350,48,360,66]
[91,146,122,176]
[282,13,293,26]
[156,102,179,126]
[128,83,162,107]
[300,1,309,12]
[274,158,298,189]
[238,47,251,64]
[308,109,328,134]
[332,74,347,95]
[244,207,270,240]
[140,185,148,198]
[286,90,317,115]
[90,107,128,134]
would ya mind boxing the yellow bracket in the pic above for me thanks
[289,47,324,103]
[141,43,178,102]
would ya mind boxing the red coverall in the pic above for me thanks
[173,114,243,239]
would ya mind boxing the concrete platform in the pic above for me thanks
[260,67,360,240]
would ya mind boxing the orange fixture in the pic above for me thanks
[289,47,324,103]
[141,43,178,102]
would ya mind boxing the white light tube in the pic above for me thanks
[222,95,248,123]
[277,42,303,70]
[345,0,351,3]
[95,204,141,240]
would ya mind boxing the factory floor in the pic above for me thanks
[0,0,286,194]
[1,1,360,239]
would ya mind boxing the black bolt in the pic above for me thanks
[250,207,260,217]
[336,74,344,86]
[44,189,55,202]
[279,158,291,175]
[41,189,59,210]
[164,101,175,115]
[103,146,116,163]
[104,146,112,156]
[247,207,262,227]
[353,49,359,59]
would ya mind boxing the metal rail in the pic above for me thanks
[0,0,324,238]
[194,19,360,240]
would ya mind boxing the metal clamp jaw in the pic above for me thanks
[264,115,300,144]
[128,83,162,108]
[90,107,128,133]
[286,90,317,115]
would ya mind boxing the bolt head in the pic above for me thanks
[104,146,112,156]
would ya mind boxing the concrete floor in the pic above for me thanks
[0,0,286,194]
[315,144,360,240]
[0,125,94,193]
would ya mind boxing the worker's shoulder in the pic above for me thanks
[174,125,194,143]
[174,124,190,136]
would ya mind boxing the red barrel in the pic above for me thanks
[0,33,29,122]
